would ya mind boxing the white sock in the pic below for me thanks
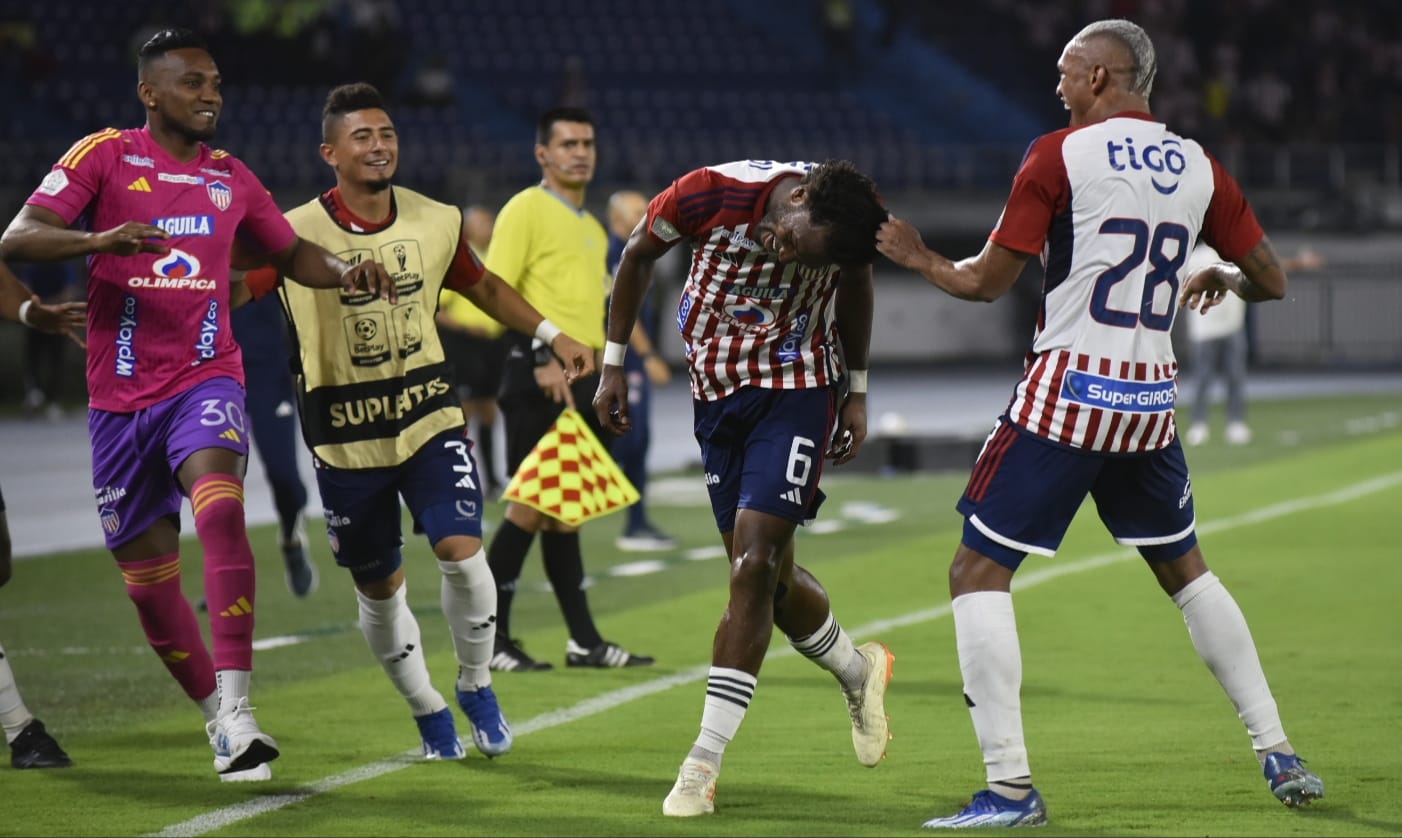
[1173,571,1288,753]
[789,611,868,693]
[197,690,219,723]
[357,584,448,717]
[0,642,34,743]
[216,669,251,717]
[439,550,497,692]
[952,592,1031,787]
[689,667,757,767]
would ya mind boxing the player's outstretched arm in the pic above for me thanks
[1,205,169,262]
[460,270,594,382]
[877,214,1028,302]
[271,237,398,303]
[595,223,671,436]
[0,259,86,347]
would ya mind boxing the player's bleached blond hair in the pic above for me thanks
[1072,19,1157,99]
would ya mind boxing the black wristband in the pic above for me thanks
[532,343,556,367]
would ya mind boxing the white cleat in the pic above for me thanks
[663,757,718,817]
[219,763,273,783]
[845,641,894,767]
[207,697,280,776]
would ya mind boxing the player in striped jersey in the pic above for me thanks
[596,159,893,817]
[876,19,1322,828]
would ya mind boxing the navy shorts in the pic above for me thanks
[956,417,1198,570]
[693,386,835,533]
[315,427,485,583]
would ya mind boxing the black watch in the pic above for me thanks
[532,342,556,367]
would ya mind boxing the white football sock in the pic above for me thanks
[952,591,1031,787]
[357,584,448,717]
[0,642,34,743]
[197,690,219,723]
[789,611,868,693]
[1172,571,1288,754]
[689,667,757,767]
[439,551,497,692]
[216,669,251,717]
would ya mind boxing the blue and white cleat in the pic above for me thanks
[922,789,1048,829]
[1265,752,1324,807]
[456,685,513,757]
[414,707,466,760]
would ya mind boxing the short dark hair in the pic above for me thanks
[802,160,886,265]
[322,82,390,141]
[136,28,208,76]
[537,106,593,145]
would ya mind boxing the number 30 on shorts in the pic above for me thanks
[199,398,247,432]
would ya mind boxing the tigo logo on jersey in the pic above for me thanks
[1106,136,1187,195]
[724,302,777,327]
[153,215,214,237]
[115,294,138,378]
[207,181,232,211]
[1061,370,1176,412]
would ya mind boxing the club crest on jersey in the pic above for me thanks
[207,180,232,211]
[724,302,777,327]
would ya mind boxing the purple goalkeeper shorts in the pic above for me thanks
[88,376,251,549]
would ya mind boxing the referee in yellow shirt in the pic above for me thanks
[485,107,654,671]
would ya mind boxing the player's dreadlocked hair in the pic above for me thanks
[136,28,208,77]
[802,160,886,266]
[322,82,390,142]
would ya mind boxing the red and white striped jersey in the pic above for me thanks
[990,112,1264,453]
[643,161,845,401]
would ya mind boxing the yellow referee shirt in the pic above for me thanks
[485,185,609,349]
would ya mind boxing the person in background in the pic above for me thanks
[605,189,677,552]
[14,260,81,420]
[484,107,653,672]
[436,204,507,498]
[1183,244,1323,446]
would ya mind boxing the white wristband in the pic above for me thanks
[603,340,628,367]
[17,299,35,327]
[847,369,869,394]
[534,318,562,346]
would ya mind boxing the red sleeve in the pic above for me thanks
[1199,153,1265,262]
[989,132,1070,256]
[243,265,281,300]
[443,235,486,293]
[642,168,721,245]
[24,129,120,224]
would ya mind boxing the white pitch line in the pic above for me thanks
[149,470,1402,837]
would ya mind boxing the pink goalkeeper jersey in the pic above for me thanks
[26,126,297,412]
[988,112,1263,453]
[644,161,844,401]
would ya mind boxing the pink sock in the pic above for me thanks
[119,554,217,701]
[191,473,256,671]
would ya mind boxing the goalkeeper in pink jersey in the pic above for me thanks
[0,29,394,782]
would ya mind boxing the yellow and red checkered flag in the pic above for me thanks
[502,408,639,526]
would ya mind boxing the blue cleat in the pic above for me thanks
[922,789,1048,829]
[456,684,513,757]
[414,707,465,760]
[1264,752,1324,807]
